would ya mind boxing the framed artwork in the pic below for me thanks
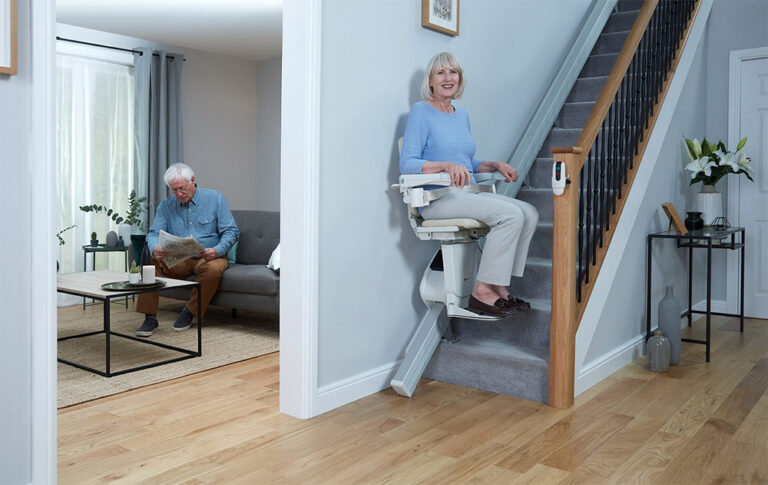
[0,0,17,75]
[661,202,687,235]
[422,0,459,36]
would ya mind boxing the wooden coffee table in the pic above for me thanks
[57,270,202,377]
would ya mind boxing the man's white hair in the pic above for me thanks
[163,163,195,186]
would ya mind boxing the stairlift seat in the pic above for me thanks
[421,218,488,230]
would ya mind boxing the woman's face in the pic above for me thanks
[430,65,459,100]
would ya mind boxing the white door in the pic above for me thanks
[737,56,768,318]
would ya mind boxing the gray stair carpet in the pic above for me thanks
[422,2,641,403]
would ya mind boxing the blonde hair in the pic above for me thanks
[420,52,465,100]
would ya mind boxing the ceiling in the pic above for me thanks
[56,0,283,62]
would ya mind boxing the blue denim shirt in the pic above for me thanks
[146,186,239,259]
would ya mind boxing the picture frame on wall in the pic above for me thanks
[422,0,459,36]
[0,0,17,75]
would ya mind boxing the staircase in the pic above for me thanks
[422,1,644,403]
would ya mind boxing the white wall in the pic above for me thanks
[314,0,591,408]
[0,1,33,481]
[254,57,282,211]
[56,24,282,211]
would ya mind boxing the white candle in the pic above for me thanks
[142,265,156,284]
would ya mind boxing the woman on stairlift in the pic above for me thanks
[400,52,538,317]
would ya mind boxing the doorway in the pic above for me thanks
[727,47,768,319]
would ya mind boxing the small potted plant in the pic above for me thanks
[128,260,141,284]
[90,231,98,247]
[80,190,149,262]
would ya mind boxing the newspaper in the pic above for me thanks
[159,230,205,268]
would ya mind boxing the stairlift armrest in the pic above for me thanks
[473,172,506,184]
[392,173,452,190]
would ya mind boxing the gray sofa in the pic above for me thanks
[162,210,280,317]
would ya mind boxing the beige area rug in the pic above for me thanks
[57,297,279,408]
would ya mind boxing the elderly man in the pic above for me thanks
[135,162,239,337]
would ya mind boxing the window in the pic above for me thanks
[56,43,135,275]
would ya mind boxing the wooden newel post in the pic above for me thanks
[549,147,582,409]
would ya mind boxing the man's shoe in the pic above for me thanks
[468,295,518,317]
[173,308,194,332]
[136,315,158,337]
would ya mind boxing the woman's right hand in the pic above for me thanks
[422,161,471,188]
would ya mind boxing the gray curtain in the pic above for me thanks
[133,48,183,226]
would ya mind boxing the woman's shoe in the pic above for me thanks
[502,296,531,311]
[468,295,518,316]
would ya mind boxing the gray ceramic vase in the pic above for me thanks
[658,285,681,365]
[106,230,119,248]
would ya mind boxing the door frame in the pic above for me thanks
[31,3,323,480]
[726,46,768,314]
[279,0,322,419]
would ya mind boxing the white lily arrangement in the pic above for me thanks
[683,136,754,186]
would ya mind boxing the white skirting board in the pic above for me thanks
[575,335,645,396]
[692,299,728,314]
[314,360,399,416]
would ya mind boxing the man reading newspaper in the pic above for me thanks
[135,163,239,337]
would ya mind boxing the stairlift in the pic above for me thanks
[390,170,506,397]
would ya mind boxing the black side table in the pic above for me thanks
[82,244,130,309]
[646,227,745,362]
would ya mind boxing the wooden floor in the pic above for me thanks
[59,315,767,484]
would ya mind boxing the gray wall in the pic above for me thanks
[0,1,34,482]
[56,24,282,211]
[254,57,282,211]
[316,0,591,388]
[583,0,768,362]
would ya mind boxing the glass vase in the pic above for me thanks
[647,329,670,372]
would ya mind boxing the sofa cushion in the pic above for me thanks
[231,210,280,265]
[218,263,279,296]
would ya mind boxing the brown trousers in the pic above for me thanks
[136,256,229,317]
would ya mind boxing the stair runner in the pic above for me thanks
[422,1,643,403]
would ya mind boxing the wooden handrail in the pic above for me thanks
[548,0,702,409]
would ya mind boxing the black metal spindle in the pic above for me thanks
[578,167,585,302]
[585,149,593,283]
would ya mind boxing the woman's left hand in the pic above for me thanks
[495,162,518,182]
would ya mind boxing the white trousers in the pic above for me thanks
[421,191,538,286]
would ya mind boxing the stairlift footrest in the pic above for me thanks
[391,304,449,397]
[447,304,504,321]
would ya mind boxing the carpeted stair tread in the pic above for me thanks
[592,30,631,55]
[566,76,609,103]
[604,10,641,33]
[528,222,553,259]
[424,338,549,403]
[617,0,643,12]
[507,258,552,301]
[516,188,554,221]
